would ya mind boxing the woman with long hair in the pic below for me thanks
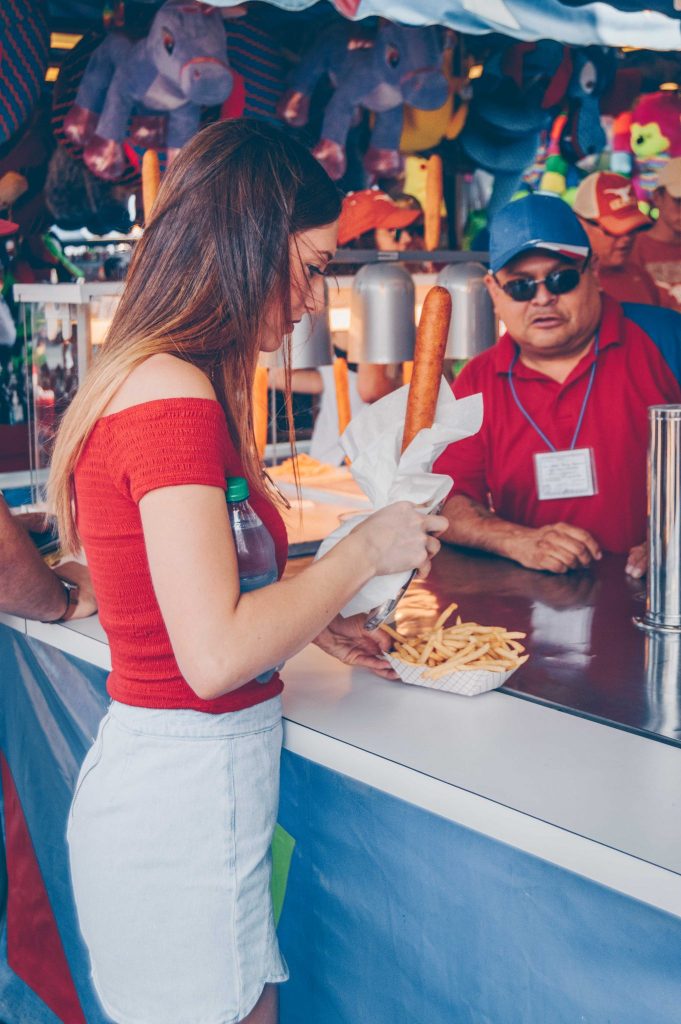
[49,120,445,1024]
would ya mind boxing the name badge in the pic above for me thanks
[534,447,597,501]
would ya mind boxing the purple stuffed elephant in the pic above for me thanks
[279,22,449,181]
[64,0,234,181]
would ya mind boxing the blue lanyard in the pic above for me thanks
[507,335,600,453]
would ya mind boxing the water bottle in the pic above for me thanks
[226,477,279,683]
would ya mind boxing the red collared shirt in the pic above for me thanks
[434,296,681,553]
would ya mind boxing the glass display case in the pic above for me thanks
[11,282,124,502]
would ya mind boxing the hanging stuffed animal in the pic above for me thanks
[460,41,572,217]
[63,0,236,181]
[612,91,681,202]
[278,21,449,181]
[538,48,615,198]
[44,145,133,236]
[461,41,613,217]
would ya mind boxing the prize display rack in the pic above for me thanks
[11,282,124,502]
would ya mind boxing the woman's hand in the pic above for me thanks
[314,613,398,679]
[349,502,447,580]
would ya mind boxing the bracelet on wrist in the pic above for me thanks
[42,577,78,624]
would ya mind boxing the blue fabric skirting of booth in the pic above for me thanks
[1,624,681,1023]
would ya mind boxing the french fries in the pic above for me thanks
[268,453,342,479]
[381,602,529,679]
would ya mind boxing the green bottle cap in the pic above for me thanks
[226,476,249,502]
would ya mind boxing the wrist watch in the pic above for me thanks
[54,577,79,622]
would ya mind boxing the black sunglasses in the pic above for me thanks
[494,256,590,303]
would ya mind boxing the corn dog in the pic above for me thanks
[253,365,269,460]
[333,355,352,436]
[424,154,443,252]
[141,149,161,224]
[401,286,451,453]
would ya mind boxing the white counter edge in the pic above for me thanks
[4,610,681,920]
[284,722,681,919]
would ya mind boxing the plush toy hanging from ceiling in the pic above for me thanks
[611,91,681,202]
[277,21,450,181]
[537,48,616,199]
[460,41,612,217]
[0,0,50,146]
[63,0,239,181]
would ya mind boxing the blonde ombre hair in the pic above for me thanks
[49,119,341,553]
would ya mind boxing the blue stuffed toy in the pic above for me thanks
[64,0,236,181]
[278,21,449,181]
[461,41,613,217]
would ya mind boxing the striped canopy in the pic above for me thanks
[0,0,50,145]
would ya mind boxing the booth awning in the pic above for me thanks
[207,0,681,49]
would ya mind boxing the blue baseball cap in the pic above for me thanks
[489,193,591,273]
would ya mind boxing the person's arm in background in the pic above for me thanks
[0,496,96,620]
[268,368,323,394]
[441,494,601,573]
[357,363,401,403]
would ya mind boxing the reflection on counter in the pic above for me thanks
[645,632,681,737]
[395,546,681,747]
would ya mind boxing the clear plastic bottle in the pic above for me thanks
[226,476,279,684]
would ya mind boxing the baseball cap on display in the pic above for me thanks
[337,189,421,246]
[572,172,651,235]
[0,218,19,237]
[656,157,681,199]
[488,193,591,273]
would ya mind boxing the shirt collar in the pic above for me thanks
[493,294,623,378]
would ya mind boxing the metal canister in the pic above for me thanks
[435,262,496,359]
[260,307,332,370]
[347,263,415,364]
[636,405,681,633]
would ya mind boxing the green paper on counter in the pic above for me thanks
[271,823,295,927]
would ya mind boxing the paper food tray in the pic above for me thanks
[385,653,519,696]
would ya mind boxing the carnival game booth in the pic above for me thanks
[2,1,681,1022]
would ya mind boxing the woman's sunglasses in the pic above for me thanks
[494,256,590,303]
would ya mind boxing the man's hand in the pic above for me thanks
[314,613,398,679]
[55,562,97,620]
[625,542,647,579]
[507,522,602,574]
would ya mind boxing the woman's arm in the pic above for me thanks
[140,486,442,700]
[357,363,400,403]
[109,353,444,699]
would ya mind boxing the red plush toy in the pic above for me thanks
[611,91,681,202]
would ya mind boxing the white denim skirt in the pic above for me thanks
[67,696,288,1024]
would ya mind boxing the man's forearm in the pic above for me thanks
[441,494,529,560]
[0,502,67,620]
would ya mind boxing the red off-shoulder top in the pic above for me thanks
[74,398,287,713]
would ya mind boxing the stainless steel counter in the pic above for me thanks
[401,547,681,748]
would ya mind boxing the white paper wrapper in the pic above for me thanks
[384,654,519,696]
[315,380,483,617]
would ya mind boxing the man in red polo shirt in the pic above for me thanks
[435,193,681,577]
[572,172,660,306]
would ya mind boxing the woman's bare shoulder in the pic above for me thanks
[104,354,217,416]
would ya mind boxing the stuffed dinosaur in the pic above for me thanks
[63,0,235,181]
[278,22,449,181]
